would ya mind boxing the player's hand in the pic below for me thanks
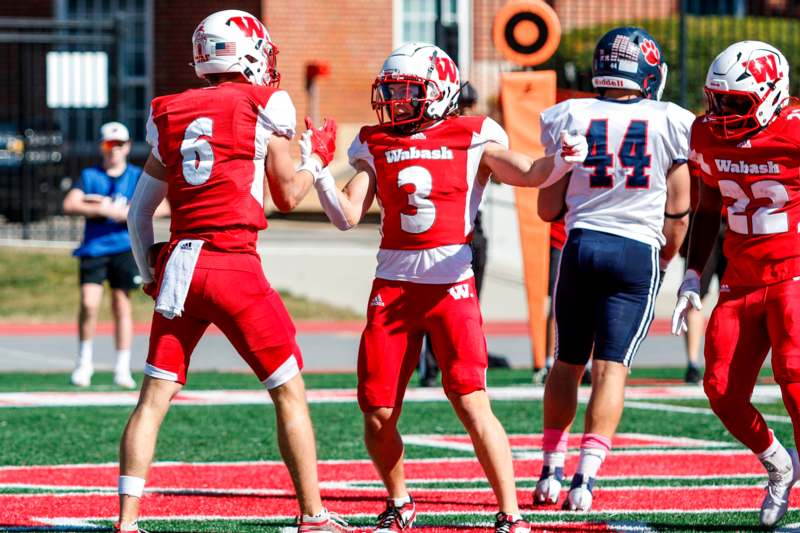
[671,269,702,335]
[297,129,324,183]
[142,281,158,300]
[558,131,588,164]
[304,117,337,167]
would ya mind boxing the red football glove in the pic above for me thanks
[142,281,158,299]
[304,117,338,167]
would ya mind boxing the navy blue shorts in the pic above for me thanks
[553,228,661,367]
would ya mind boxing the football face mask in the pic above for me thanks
[371,76,439,129]
[705,89,761,139]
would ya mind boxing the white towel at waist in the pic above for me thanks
[155,239,204,319]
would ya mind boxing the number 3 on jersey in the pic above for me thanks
[584,119,651,188]
[398,166,435,233]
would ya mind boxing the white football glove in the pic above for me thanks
[297,129,323,182]
[671,269,703,335]
[558,130,588,164]
[540,131,589,188]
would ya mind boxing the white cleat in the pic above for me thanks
[534,466,563,505]
[760,448,800,527]
[562,474,594,512]
[114,371,137,389]
[70,364,93,387]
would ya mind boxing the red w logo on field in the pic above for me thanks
[433,56,458,83]
[640,39,661,66]
[228,16,265,39]
[745,54,779,83]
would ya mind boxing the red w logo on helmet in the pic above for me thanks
[433,57,457,83]
[228,16,265,39]
[745,54,779,83]
[640,39,661,66]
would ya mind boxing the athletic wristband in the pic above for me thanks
[664,208,690,219]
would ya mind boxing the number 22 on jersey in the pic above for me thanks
[584,119,651,188]
[719,179,789,235]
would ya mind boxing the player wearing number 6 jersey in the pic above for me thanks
[311,41,592,532]
[116,10,357,533]
[672,41,800,528]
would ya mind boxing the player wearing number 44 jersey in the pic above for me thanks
[313,42,591,533]
[117,10,358,533]
[490,27,694,512]
[673,41,800,528]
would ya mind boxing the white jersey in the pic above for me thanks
[540,97,695,248]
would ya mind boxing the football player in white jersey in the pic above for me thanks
[484,27,693,511]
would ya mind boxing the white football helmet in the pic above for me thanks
[704,40,790,139]
[192,9,279,86]
[371,42,461,129]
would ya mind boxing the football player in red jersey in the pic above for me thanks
[116,10,355,533]
[312,42,588,533]
[672,41,800,528]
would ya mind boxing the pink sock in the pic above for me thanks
[543,428,569,453]
[580,433,612,453]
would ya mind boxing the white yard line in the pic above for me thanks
[0,384,785,408]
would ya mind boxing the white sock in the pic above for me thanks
[392,494,411,507]
[758,432,791,471]
[77,340,92,367]
[542,451,565,470]
[302,508,329,522]
[115,349,131,374]
[576,447,606,479]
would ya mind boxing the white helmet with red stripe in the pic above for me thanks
[371,42,461,128]
[704,40,790,139]
[192,9,279,86]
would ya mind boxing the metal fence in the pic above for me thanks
[0,17,120,242]
[549,0,800,111]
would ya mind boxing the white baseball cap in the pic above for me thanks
[99,121,130,143]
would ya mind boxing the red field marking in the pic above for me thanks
[1,484,794,527]
[0,451,764,490]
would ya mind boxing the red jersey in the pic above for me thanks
[550,220,567,251]
[348,115,508,284]
[690,107,800,286]
[146,82,296,253]
[349,116,506,250]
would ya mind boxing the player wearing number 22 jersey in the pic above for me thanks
[674,41,800,528]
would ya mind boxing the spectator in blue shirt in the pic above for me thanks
[62,122,159,388]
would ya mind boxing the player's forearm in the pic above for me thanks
[685,209,720,274]
[315,178,356,230]
[483,150,546,187]
[128,172,167,283]
[660,215,689,263]
[270,171,313,212]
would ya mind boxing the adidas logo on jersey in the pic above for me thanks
[737,139,752,148]
[714,159,779,175]
[369,294,385,307]
[385,146,454,164]
[409,132,427,140]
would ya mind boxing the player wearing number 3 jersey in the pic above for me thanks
[312,41,588,533]
[117,10,358,533]
[673,41,800,528]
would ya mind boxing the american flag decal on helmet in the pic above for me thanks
[216,42,236,56]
